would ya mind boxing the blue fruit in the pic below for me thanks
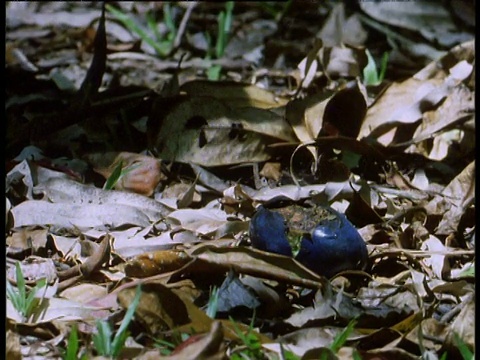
[249,206,292,256]
[295,207,368,278]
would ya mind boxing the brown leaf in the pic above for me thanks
[125,250,192,278]
[91,152,166,196]
[117,283,192,335]
[426,161,474,235]
[185,243,327,289]
[57,235,110,282]
[148,95,295,166]
[168,321,226,360]
[444,293,475,354]
[180,80,289,109]
[6,330,21,360]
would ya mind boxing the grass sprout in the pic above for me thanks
[106,4,177,57]
[363,49,389,86]
[92,285,142,358]
[7,261,48,322]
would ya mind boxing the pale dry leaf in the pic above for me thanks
[286,286,361,327]
[356,278,420,313]
[177,180,201,209]
[444,294,475,352]
[6,159,36,200]
[6,228,49,253]
[7,295,105,324]
[189,164,231,193]
[112,230,186,259]
[11,200,152,230]
[259,162,282,182]
[420,235,449,279]
[167,207,238,238]
[297,39,323,88]
[59,283,108,304]
[359,43,473,144]
[34,177,171,221]
[7,257,57,285]
[113,231,193,258]
[406,84,474,156]
[359,2,472,48]
[48,234,82,260]
[426,161,474,235]
[286,90,333,145]
[320,46,367,79]
[265,327,360,358]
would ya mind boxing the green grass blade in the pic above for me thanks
[215,2,234,59]
[363,49,379,86]
[111,330,130,358]
[64,325,79,360]
[103,160,123,190]
[205,286,219,318]
[7,281,24,316]
[106,4,170,57]
[215,11,226,59]
[163,3,176,38]
[24,278,47,320]
[329,318,357,353]
[147,11,161,41]
[207,65,222,81]
[378,51,389,83]
[15,262,27,312]
[93,320,112,356]
[454,333,474,360]
[111,285,142,356]
[224,2,234,35]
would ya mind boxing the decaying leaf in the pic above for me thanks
[148,95,296,166]
[125,250,192,277]
[89,151,166,196]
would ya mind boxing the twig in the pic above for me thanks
[173,2,198,50]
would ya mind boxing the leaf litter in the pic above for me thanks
[5,2,474,359]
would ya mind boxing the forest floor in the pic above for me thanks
[5,2,475,359]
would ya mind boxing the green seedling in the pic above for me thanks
[363,49,389,86]
[454,332,474,360]
[7,262,48,322]
[103,160,141,190]
[106,4,177,57]
[205,285,220,319]
[155,332,191,356]
[258,0,293,21]
[229,312,264,360]
[103,160,124,190]
[215,1,234,60]
[92,285,142,358]
[64,324,79,360]
[206,1,234,80]
[329,318,357,353]
[458,263,475,278]
[155,337,177,356]
[62,324,88,360]
[318,318,360,360]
